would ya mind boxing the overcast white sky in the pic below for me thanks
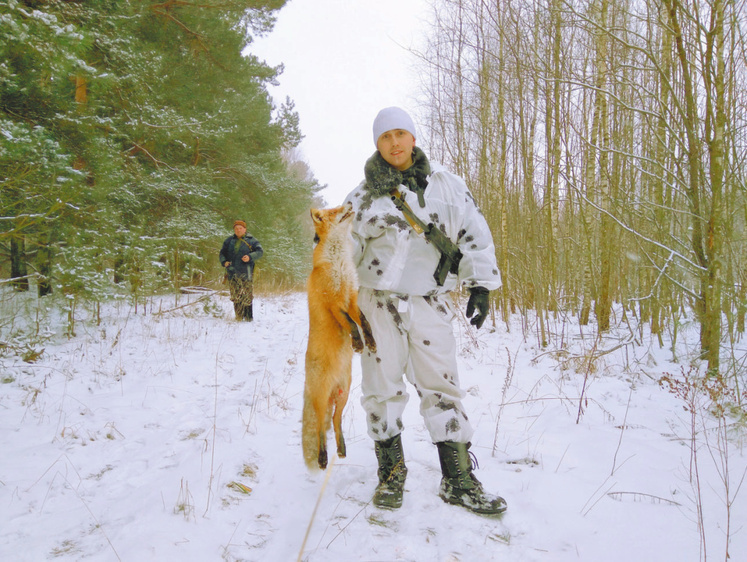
[251,0,430,205]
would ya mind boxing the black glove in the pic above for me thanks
[466,286,490,329]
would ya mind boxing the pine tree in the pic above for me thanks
[2,0,316,303]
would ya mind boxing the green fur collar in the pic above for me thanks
[364,146,431,207]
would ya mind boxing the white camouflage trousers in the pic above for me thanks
[358,288,474,444]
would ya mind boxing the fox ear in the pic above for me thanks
[310,209,322,224]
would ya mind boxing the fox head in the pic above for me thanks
[310,202,354,242]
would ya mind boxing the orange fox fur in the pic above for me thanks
[303,203,376,471]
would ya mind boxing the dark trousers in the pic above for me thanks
[228,277,253,320]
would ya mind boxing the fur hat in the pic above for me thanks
[372,107,416,146]
[233,220,246,229]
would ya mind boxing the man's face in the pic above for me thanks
[234,225,247,237]
[376,129,415,171]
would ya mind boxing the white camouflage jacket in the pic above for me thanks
[344,164,502,296]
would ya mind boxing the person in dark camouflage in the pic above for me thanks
[219,220,263,321]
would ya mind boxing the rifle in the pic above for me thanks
[390,190,463,286]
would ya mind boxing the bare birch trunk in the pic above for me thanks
[664,0,725,374]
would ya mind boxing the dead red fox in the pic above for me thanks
[303,202,376,470]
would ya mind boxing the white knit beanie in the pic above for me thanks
[372,107,417,146]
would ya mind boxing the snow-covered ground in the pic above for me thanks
[1,290,744,561]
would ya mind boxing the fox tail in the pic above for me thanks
[302,392,323,471]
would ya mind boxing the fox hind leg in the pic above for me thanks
[332,367,351,459]
[333,397,347,459]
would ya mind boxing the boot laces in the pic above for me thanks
[468,450,479,470]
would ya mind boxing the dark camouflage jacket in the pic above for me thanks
[219,233,263,280]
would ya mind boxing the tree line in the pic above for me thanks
[1,0,319,309]
[418,0,746,377]
[3,0,746,381]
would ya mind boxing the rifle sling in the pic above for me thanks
[236,236,256,254]
[389,188,462,287]
[389,189,424,235]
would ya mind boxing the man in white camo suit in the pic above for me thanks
[344,106,507,515]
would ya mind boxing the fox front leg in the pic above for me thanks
[342,310,365,352]
[359,311,376,352]
[342,309,376,353]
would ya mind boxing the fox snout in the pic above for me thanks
[340,201,354,223]
[310,202,354,234]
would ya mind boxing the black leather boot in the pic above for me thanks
[436,441,507,515]
[373,434,407,509]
